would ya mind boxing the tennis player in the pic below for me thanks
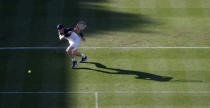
[57,23,87,68]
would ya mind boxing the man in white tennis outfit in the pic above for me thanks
[57,24,87,68]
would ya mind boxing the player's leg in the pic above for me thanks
[66,46,74,57]
[72,49,88,63]
[71,41,88,63]
[66,46,77,68]
[71,42,88,63]
[72,49,81,56]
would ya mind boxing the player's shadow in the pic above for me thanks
[75,62,173,82]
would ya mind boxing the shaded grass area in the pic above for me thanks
[0,50,74,108]
[0,0,156,47]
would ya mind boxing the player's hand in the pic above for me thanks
[59,35,65,40]
[81,37,86,41]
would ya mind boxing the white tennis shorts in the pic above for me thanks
[66,32,80,50]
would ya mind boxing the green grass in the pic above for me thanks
[80,0,210,47]
[0,49,210,108]
[75,49,210,91]
[1,0,210,47]
[1,0,210,107]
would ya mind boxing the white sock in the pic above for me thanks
[72,57,76,62]
[81,54,85,58]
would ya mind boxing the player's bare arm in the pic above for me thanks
[59,35,65,40]
[79,33,86,41]
[81,36,86,41]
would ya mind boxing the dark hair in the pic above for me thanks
[57,24,64,30]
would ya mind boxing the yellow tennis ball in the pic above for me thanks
[28,70,31,74]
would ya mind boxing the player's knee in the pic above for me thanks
[72,50,75,55]
[66,49,68,53]
[72,50,77,55]
[66,50,70,55]
[66,47,72,54]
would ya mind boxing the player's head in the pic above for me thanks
[57,24,64,33]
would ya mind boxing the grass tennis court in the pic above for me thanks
[1,0,210,107]
[0,48,210,108]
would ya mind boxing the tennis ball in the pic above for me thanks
[28,70,31,74]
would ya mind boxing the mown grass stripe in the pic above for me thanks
[147,49,170,106]
[144,58,157,107]
[139,0,156,8]
[169,0,188,21]
[11,0,33,46]
[163,49,182,106]
[40,0,65,91]
[186,58,207,106]
[155,0,172,17]
[19,0,48,108]
[185,0,204,17]
[201,0,210,8]
[0,0,18,46]
[0,0,21,108]
[185,0,203,8]
[139,0,157,17]
[8,0,33,104]
[170,0,186,8]
[139,0,155,16]
[182,49,197,107]
[133,51,155,107]
[63,0,79,24]
[1,53,27,108]
[0,0,2,8]
[38,1,65,108]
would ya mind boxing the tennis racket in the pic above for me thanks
[77,21,87,31]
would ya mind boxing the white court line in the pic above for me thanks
[1,91,210,94]
[0,47,65,50]
[95,92,98,108]
[0,46,210,50]
[81,46,210,49]
[0,91,92,94]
